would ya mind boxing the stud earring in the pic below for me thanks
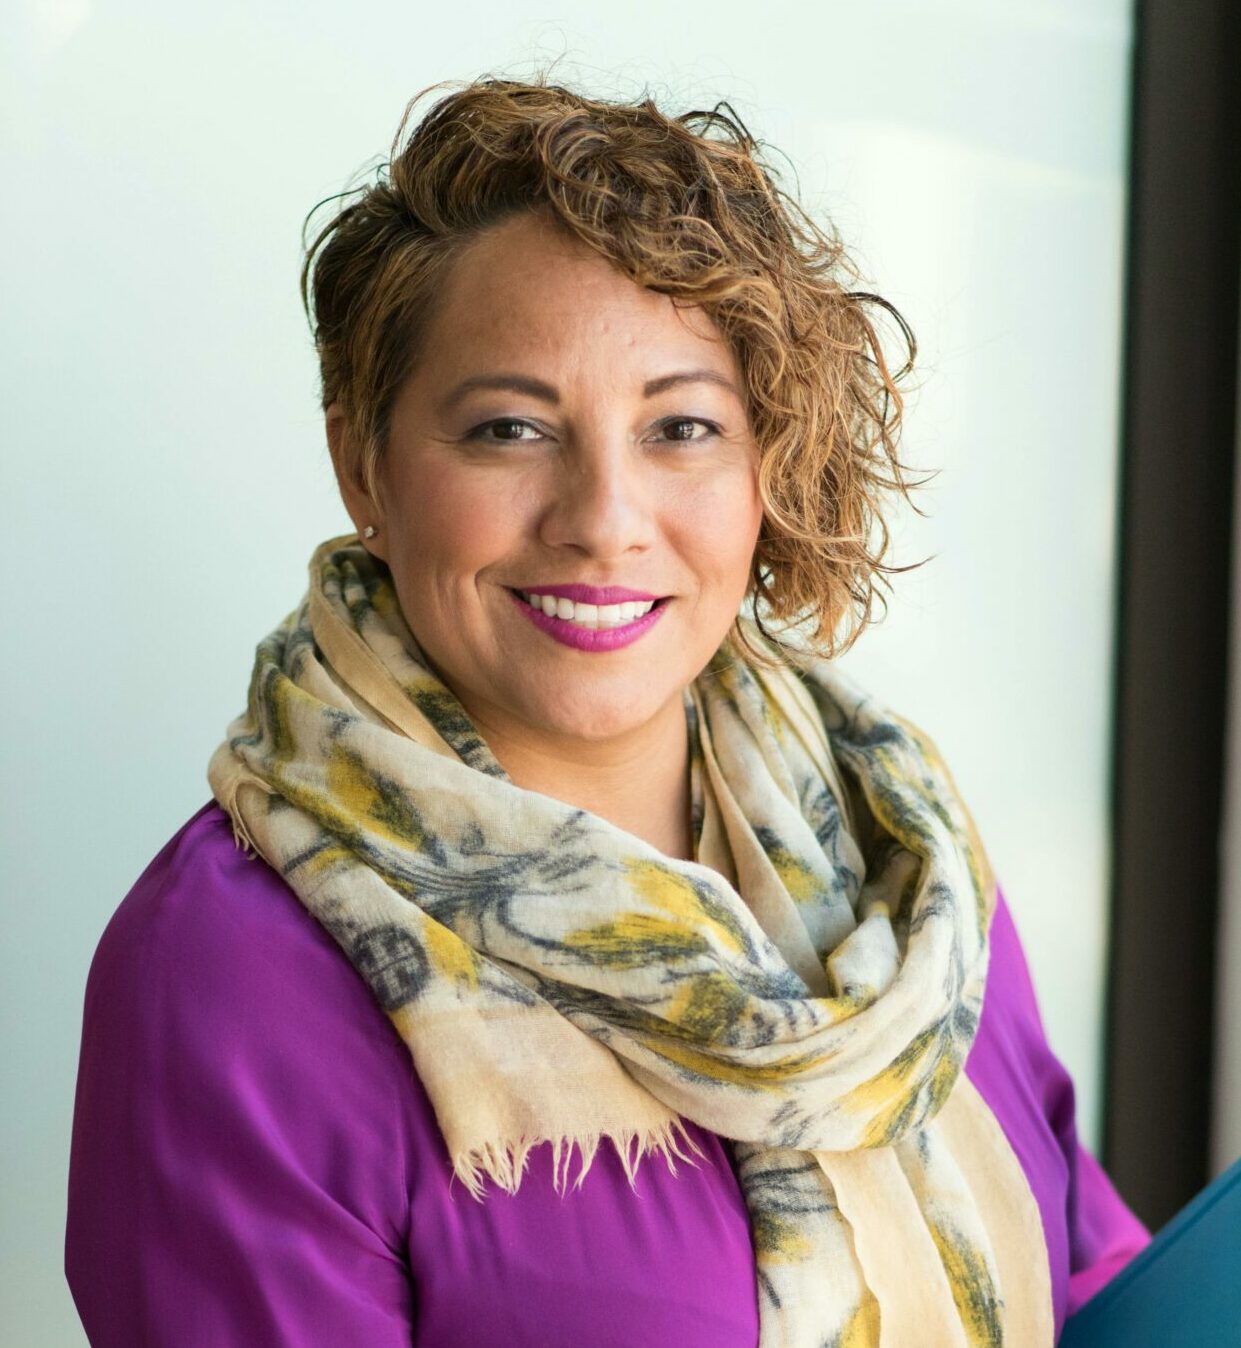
[363,525,378,539]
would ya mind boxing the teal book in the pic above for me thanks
[1058,1154,1241,1347]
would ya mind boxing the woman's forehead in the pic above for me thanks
[406,218,738,393]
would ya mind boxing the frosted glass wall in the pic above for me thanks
[3,1,1132,1339]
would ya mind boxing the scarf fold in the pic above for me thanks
[208,534,1053,1347]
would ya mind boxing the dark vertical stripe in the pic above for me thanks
[1106,0,1241,1226]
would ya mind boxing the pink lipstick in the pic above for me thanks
[508,587,669,652]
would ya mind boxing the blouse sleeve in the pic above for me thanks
[65,805,418,1347]
[1063,1133,1154,1312]
[991,885,1152,1315]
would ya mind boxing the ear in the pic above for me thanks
[325,403,388,561]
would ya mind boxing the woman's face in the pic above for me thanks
[330,211,764,754]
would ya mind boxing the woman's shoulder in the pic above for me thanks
[68,801,425,1338]
[102,800,323,959]
[82,800,430,1195]
[92,796,422,1072]
[97,801,382,1024]
[978,884,1059,1056]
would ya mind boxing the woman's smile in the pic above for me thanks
[509,586,670,651]
[511,583,664,627]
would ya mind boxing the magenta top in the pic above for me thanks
[66,802,1150,1345]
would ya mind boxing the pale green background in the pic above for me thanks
[3,0,1140,1340]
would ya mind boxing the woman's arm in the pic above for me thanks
[1062,1130,1154,1312]
[66,805,417,1346]
[987,886,1152,1315]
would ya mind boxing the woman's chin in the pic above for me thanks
[515,699,672,748]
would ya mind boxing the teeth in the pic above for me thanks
[519,592,658,629]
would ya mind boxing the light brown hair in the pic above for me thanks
[302,76,923,659]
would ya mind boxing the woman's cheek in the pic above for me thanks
[393,461,525,571]
[678,471,762,566]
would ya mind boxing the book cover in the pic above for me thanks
[1058,1154,1241,1347]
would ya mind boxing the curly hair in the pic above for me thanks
[301,76,923,660]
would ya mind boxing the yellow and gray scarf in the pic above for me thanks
[208,534,1053,1347]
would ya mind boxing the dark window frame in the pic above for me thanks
[1106,0,1241,1227]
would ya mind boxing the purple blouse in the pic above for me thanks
[66,802,1150,1345]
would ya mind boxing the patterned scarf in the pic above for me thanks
[208,534,1053,1347]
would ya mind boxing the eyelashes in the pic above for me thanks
[658,417,723,443]
[466,418,542,443]
[463,416,723,445]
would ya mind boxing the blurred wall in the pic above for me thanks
[1,0,1133,1340]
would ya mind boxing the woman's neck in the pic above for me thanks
[469,695,694,861]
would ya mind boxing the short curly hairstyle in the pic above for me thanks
[302,76,922,660]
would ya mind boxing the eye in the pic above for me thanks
[656,417,720,443]
[466,418,545,443]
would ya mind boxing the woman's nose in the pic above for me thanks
[536,441,657,561]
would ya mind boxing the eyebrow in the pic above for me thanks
[643,369,740,399]
[436,368,741,413]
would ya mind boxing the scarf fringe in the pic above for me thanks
[222,797,260,861]
[451,1115,707,1201]
[207,746,269,862]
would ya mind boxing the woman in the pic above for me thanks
[66,78,1150,1346]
